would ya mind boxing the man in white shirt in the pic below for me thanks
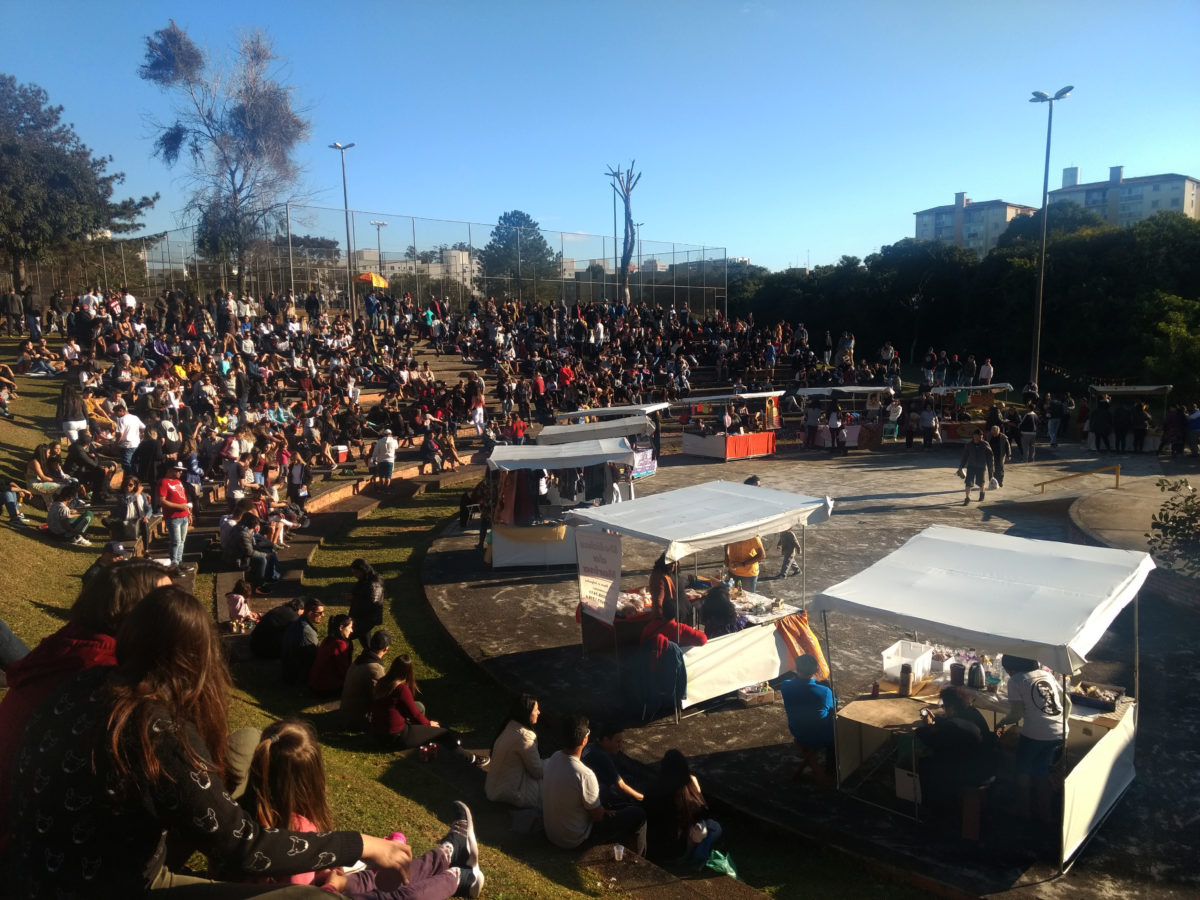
[371,429,399,488]
[112,404,145,474]
[542,716,646,855]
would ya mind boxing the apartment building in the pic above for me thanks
[914,192,1037,257]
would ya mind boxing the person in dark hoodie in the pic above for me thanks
[0,558,172,854]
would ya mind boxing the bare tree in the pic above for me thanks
[138,20,310,296]
[606,161,641,305]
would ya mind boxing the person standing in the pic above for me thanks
[724,534,766,593]
[996,656,1069,824]
[157,460,192,567]
[988,425,1012,488]
[956,428,995,505]
[1018,405,1040,462]
[112,403,145,475]
[346,558,385,650]
[777,529,801,578]
[370,428,399,488]
[542,716,647,855]
[781,655,836,789]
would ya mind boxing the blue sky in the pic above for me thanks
[6,0,1199,270]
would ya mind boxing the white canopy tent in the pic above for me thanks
[929,382,1015,396]
[487,439,635,471]
[810,524,1154,871]
[567,480,834,718]
[554,402,671,421]
[566,480,833,564]
[485,439,637,568]
[536,417,653,446]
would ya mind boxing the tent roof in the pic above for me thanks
[789,386,895,397]
[809,525,1154,673]
[1088,385,1173,395]
[486,438,635,471]
[536,417,652,445]
[929,382,1015,395]
[679,391,785,405]
[566,480,833,562]
[554,402,670,421]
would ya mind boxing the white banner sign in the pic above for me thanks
[575,527,622,625]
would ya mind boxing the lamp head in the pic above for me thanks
[1054,85,1074,100]
[1030,91,1050,102]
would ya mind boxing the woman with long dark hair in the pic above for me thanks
[370,654,484,766]
[643,749,723,865]
[485,694,543,809]
[9,586,411,896]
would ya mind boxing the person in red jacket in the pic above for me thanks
[370,654,485,765]
[308,613,354,694]
[640,598,707,648]
[0,559,171,854]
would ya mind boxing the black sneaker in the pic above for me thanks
[443,800,478,870]
[455,864,484,898]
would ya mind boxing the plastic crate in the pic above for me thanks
[881,640,933,682]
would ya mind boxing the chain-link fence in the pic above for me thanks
[5,206,727,318]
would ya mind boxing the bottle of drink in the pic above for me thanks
[871,680,880,699]
[899,663,913,697]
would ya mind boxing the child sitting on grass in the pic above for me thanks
[240,718,485,898]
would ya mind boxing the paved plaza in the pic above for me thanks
[424,442,1198,897]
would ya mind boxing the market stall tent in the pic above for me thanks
[487,439,635,472]
[485,439,636,568]
[554,402,671,421]
[810,524,1154,871]
[566,480,833,564]
[567,480,835,716]
[536,417,653,445]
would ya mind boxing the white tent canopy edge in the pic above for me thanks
[809,524,1155,675]
[565,480,833,563]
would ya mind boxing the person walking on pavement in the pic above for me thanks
[1018,405,1040,462]
[956,428,995,505]
[988,425,1012,488]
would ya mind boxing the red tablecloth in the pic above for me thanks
[725,431,776,458]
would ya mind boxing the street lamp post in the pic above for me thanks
[369,220,388,283]
[1028,86,1073,393]
[329,141,356,318]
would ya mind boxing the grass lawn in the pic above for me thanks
[0,335,926,898]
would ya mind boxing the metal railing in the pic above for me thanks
[1033,465,1121,493]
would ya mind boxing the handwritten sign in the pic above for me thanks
[575,527,622,625]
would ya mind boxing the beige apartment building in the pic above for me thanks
[914,192,1037,258]
[1050,166,1200,226]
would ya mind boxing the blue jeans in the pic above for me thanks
[120,447,137,473]
[0,617,30,669]
[3,490,23,521]
[687,818,722,865]
[166,516,189,566]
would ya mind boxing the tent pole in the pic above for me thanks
[1133,592,1140,703]
[823,609,841,790]
[801,525,807,610]
[1059,672,1069,876]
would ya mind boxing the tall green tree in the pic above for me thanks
[0,75,156,292]
[138,20,310,296]
[477,210,561,301]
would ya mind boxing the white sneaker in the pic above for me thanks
[73,535,93,547]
